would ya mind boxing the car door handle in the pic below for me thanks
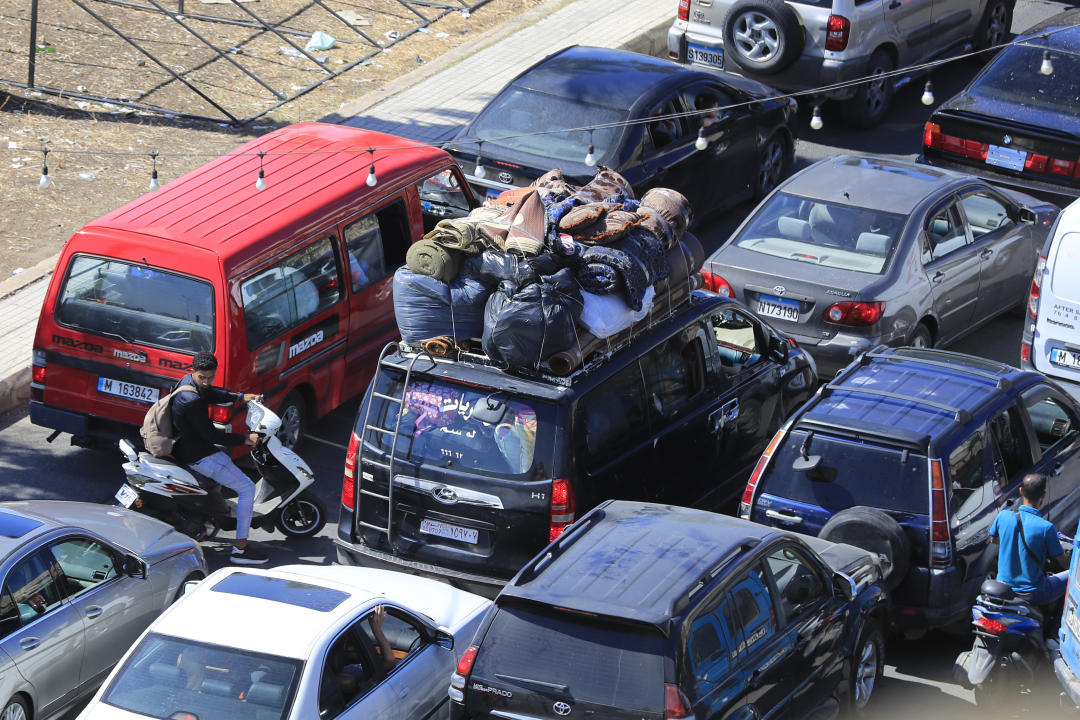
[19,637,40,651]
[398,686,409,698]
[85,606,103,619]
[979,248,993,259]
[888,0,901,7]
[765,509,803,525]
[1053,461,1064,477]
[749,668,764,689]
[795,633,811,651]
[931,271,946,283]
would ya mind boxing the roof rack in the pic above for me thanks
[855,347,1012,390]
[820,380,972,424]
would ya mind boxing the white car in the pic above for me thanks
[75,565,491,720]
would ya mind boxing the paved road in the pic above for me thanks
[0,1,1072,716]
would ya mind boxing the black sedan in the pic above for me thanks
[443,45,798,219]
[922,9,1080,202]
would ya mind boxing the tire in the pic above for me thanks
[841,50,894,130]
[973,0,1011,53]
[848,621,884,716]
[754,133,791,200]
[275,490,327,538]
[908,322,933,349]
[723,0,804,75]
[819,507,910,591]
[277,391,308,452]
[1,696,29,720]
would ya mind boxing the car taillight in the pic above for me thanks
[209,404,232,423]
[677,0,689,22]
[550,478,576,542]
[825,14,850,51]
[1029,254,1046,318]
[930,459,951,568]
[974,616,1007,635]
[1025,154,1048,173]
[922,123,988,161]
[824,301,885,326]
[701,270,734,298]
[342,431,359,511]
[31,359,46,385]
[1021,342,1031,362]
[740,427,786,518]
[1049,157,1077,177]
[665,684,693,720]
[449,644,479,702]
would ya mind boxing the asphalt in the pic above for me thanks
[0,0,672,417]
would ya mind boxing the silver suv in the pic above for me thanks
[667,0,1013,128]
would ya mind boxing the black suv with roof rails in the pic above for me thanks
[449,500,890,720]
[336,290,817,596]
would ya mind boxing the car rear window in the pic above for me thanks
[469,86,625,165]
[971,44,1080,114]
[56,255,214,354]
[761,429,928,514]
[472,605,665,714]
[731,191,906,274]
[361,372,552,478]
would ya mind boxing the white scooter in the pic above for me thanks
[116,400,326,540]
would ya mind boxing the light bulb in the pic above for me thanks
[474,159,487,179]
[366,163,378,187]
[38,167,50,189]
[921,81,934,106]
[810,106,823,131]
[149,170,160,191]
[255,168,266,190]
[1040,50,1054,75]
[584,143,596,167]
[695,128,708,151]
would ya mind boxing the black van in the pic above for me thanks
[335,291,818,595]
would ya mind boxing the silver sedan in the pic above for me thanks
[0,501,207,720]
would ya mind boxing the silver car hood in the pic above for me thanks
[3,500,195,563]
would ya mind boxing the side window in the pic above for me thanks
[343,200,413,293]
[988,407,1032,486]
[241,235,342,348]
[49,537,118,597]
[1022,390,1080,455]
[578,364,650,471]
[764,546,827,622]
[0,589,20,640]
[648,100,684,150]
[923,204,967,263]
[948,427,990,520]
[679,86,734,132]
[358,607,425,670]
[418,167,471,232]
[5,550,64,623]
[319,627,378,719]
[710,309,763,374]
[960,192,1014,239]
[728,565,776,656]
[641,333,706,417]
[687,593,740,700]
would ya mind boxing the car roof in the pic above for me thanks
[509,45,709,109]
[0,507,50,558]
[797,347,1036,452]
[779,155,966,215]
[499,500,780,634]
[1017,9,1080,51]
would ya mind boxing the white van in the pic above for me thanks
[1022,198,1080,401]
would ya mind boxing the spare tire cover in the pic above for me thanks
[723,0,804,75]
[818,506,910,591]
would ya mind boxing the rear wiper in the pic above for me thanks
[65,320,142,355]
[494,674,569,693]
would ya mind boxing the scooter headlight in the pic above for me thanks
[246,402,265,431]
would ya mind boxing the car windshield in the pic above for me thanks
[468,86,624,165]
[731,192,906,274]
[971,44,1080,114]
[760,430,929,515]
[362,372,550,478]
[102,634,300,720]
[56,255,214,354]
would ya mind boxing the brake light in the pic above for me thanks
[31,350,46,402]
[677,0,689,22]
[449,644,479,702]
[923,122,941,148]
[32,364,46,384]
[930,459,951,567]
[342,431,359,510]
[701,270,734,298]
[665,684,693,720]
[1021,342,1031,362]
[1029,254,1046,318]
[824,301,885,326]
[550,478,576,542]
[825,14,850,51]
[456,645,478,676]
[209,404,232,423]
[1025,154,1048,173]
[922,123,988,160]
[1050,157,1077,177]
[975,616,1007,635]
[740,427,786,517]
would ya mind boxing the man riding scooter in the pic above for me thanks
[173,351,268,565]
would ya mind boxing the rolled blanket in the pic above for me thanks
[640,187,691,247]
[421,336,470,357]
[423,216,486,255]
[577,166,635,203]
[532,168,575,199]
[578,244,649,311]
[476,188,547,255]
[406,239,462,283]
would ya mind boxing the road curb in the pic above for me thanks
[0,253,57,301]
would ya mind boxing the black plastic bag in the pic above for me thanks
[482,268,583,371]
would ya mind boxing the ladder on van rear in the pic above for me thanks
[354,342,432,544]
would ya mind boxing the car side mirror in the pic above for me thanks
[769,335,790,364]
[122,554,148,579]
[1018,208,1036,224]
[434,626,454,651]
[833,571,856,601]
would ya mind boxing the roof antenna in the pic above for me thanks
[843,191,850,200]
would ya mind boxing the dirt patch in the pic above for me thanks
[0,0,545,279]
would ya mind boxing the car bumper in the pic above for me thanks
[788,332,880,380]
[335,538,506,599]
[29,400,135,449]
[1056,656,1080,709]
[920,151,1080,204]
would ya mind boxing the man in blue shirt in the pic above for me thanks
[989,473,1069,604]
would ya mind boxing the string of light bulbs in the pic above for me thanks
[14,26,1077,191]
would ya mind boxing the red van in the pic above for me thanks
[30,122,475,451]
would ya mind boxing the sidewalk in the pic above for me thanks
[0,0,673,416]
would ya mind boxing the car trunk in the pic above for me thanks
[353,370,559,582]
[1033,230,1080,384]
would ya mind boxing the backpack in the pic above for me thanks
[140,384,198,458]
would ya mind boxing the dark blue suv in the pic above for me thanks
[450,501,889,720]
[742,346,1080,632]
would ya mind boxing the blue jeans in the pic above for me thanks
[1028,570,1070,605]
[189,451,255,541]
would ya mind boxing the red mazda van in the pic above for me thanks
[30,122,475,451]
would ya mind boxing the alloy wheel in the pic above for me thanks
[2,701,27,720]
[854,637,879,708]
[986,3,1008,47]
[733,11,780,62]
[280,498,321,534]
[864,65,889,116]
[758,138,785,195]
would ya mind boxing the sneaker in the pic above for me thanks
[230,544,269,565]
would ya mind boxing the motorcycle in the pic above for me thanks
[115,400,326,540]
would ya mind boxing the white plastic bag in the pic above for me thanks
[305,31,336,52]
[580,286,655,339]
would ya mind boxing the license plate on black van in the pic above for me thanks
[420,518,479,544]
